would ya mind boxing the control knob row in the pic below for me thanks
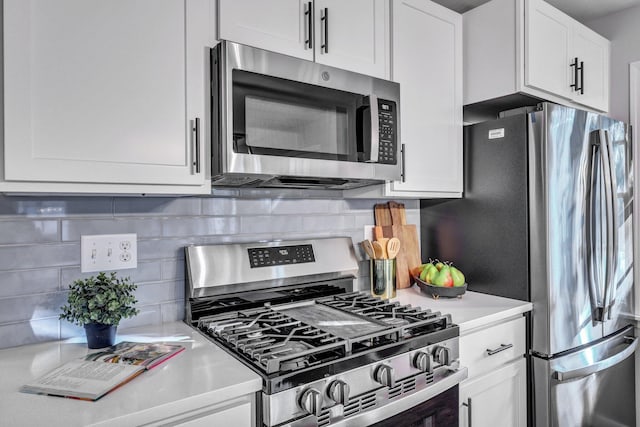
[374,346,452,389]
[298,380,351,417]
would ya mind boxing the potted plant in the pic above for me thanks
[60,272,139,348]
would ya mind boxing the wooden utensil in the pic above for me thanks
[377,238,389,259]
[372,241,386,259]
[386,237,401,260]
[361,240,376,260]
[373,225,384,241]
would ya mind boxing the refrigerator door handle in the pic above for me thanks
[599,129,618,320]
[552,336,638,382]
[585,132,603,321]
[586,129,618,323]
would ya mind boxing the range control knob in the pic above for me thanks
[374,364,396,388]
[298,388,323,417]
[327,380,350,405]
[413,351,433,373]
[433,346,451,366]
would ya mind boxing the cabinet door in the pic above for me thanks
[389,0,462,195]
[524,0,573,100]
[571,24,609,112]
[3,0,209,187]
[459,358,527,427]
[218,0,313,61]
[313,0,389,78]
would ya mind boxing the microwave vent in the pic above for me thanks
[211,175,263,187]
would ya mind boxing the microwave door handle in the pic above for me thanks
[585,131,603,321]
[365,95,380,163]
[600,129,618,319]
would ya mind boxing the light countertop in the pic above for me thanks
[393,286,533,333]
[0,321,261,427]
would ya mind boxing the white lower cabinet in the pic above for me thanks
[459,358,527,427]
[458,316,527,427]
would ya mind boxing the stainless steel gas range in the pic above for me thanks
[185,237,467,427]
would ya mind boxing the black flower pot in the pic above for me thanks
[84,323,117,349]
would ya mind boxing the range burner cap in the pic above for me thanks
[276,341,312,371]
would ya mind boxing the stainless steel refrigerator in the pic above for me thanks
[421,103,637,426]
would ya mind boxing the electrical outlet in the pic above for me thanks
[81,233,137,273]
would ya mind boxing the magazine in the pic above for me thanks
[20,342,185,401]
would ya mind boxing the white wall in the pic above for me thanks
[587,5,640,122]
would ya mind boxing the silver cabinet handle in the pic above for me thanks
[304,2,313,49]
[400,143,406,182]
[192,117,201,174]
[486,343,513,356]
[553,336,638,382]
[320,7,328,53]
[462,397,472,427]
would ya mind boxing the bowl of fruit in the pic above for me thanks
[411,260,467,299]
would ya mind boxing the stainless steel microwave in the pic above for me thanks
[211,41,402,190]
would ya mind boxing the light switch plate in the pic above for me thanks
[81,234,137,273]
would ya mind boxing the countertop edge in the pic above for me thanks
[458,302,533,334]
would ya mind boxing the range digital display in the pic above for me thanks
[248,244,315,268]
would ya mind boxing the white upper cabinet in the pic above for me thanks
[390,0,462,196]
[347,0,462,198]
[465,0,610,113]
[524,0,573,99]
[2,0,212,194]
[525,0,610,111]
[570,24,609,112]
[313,0,389,78]
[217,0,389,78]
[218,0,313,61]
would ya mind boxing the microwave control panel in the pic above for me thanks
[377,100,397,164]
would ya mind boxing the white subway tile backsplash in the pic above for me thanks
[0,292,67,323]
[0,318,60,348]
[201,197,271,216]
[0,196,113,217]
[0,243,79,270]
[0,269,60,298]
[0,194,419,349]
[0,220,59,244]
[114,197,202,217]
[59,261,163,288]
[240,215,304,234]
[161,217,240,237]
[61,218,162,241]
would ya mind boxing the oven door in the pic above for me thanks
[214,41,402,182]
[330,367,467,427]
[371,385,458,427]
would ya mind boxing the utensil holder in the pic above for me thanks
[370,259,396,299]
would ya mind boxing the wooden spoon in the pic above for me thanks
[372,241,386,259]
[376,238,389,259]
[386,237,401,260]
[361,240,376,260]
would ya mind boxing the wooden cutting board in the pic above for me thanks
[379,224,421,289]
